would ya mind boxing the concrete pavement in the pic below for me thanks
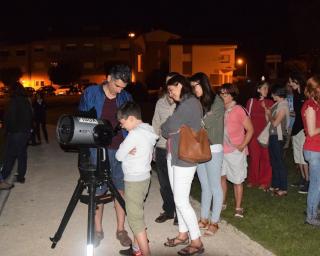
[0,125,275,256]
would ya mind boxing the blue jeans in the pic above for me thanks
[197,151,223,223]
[268,135,287,191]
[304,150,320,220]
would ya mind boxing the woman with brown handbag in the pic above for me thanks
[161,74,204,255]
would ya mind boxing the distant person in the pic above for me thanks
[152,72,178,225]
[302,75,320,227]
[33,92,49,144]
[79,64,133,247]
[1,82,33,184]
[263,84,289,196]
[246,81,273,190]
[283,84,295,149]
[162,74,204,255]
[116,101,158,256]
[287,72,309,194]
[220,83,254,218]
[190,72,224,236]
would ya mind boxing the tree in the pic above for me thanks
[0,67,22,86]
[48,60,82,85]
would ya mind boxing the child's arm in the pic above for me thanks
[115,132,136,162]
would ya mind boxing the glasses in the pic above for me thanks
[219,92,230,97]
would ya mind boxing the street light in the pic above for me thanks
[236,58,247,78]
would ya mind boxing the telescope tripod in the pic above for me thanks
[50,147,126,251]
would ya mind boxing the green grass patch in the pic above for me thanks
[191,150,320,256]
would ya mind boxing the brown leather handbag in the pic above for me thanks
[178,125,212,163]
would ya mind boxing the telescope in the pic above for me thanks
[50,112,126,256]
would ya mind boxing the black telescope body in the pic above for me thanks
[56,115,113,147]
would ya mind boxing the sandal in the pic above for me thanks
[273,190,288,197]
[164,237,189,247]
[204,223,219,236]
[198,219,209,230]
[234,208,244,218]
[221,203,227,211]
[177,244,205,255]
[116,230,132,247]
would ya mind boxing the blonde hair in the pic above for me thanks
[305,75,320,103]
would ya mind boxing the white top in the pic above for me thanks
[116,123,159,182]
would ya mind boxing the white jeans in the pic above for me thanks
[167,154,201,240]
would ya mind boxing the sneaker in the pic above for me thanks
[305,218,320,227]
[0,181,14,190]
[234,208,244,218]
[298,182,309,194]
[290,179,305,188]
[155,212,174,223]
[15,176,25,184]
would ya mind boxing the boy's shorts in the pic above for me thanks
[125,178,150,235]
[96,149,124,195]
[221,150,247,184]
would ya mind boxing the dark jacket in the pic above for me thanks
[4,95,32,133]
[33,99,47,122]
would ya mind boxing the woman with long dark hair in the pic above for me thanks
[190,72,224,236]
[161,74,204,255]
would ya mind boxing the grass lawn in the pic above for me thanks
[191,150,320,256]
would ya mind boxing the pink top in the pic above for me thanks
[302,99,320,152]
[224,105,249,154]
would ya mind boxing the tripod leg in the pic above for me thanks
[87,179,97,248]
[106,179,126,214]
[50,178,85,248]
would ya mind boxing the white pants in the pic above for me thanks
[167,154,201,240]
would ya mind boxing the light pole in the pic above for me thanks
[236,58,247,78]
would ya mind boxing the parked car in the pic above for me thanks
[0,87,9,98]
[55,85,82,96]
[36,86,56,96]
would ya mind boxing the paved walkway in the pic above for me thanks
[0,126,275,256]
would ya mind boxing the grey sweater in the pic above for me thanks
[152,95,176,149]
[161,95,202,167]
[203,95,225,145]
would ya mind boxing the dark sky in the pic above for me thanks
[1,0,320,55]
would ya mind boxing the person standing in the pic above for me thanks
[152,72,177,225]
[302,75,320,227]
[1,82,33,184]
[220,83,254,218]
[246,81,273,190]
[78,64,132,247]
[288,72,309,194]
[264,84,290,196]
[162,74,204,255]
[190,72,224,236]
[33,92,49,144]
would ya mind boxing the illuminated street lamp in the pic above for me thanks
[128,32,135,38]
[237,58,248,78]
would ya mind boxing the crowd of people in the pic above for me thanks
[1,64,320,256]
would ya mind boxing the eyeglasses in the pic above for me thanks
[219,92,230,97]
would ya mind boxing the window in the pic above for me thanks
[183,61,192,75]
[34,47,44,53]
[16,50,26,56]
[219,54,230,63]
[210,74,222,85]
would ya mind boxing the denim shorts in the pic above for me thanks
[96,149,124,195]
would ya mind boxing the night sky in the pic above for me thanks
[0,0,319,56]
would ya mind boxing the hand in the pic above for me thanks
[235,144,245,152]
[129,147,137,155]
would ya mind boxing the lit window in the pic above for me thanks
[137,54,143,72]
